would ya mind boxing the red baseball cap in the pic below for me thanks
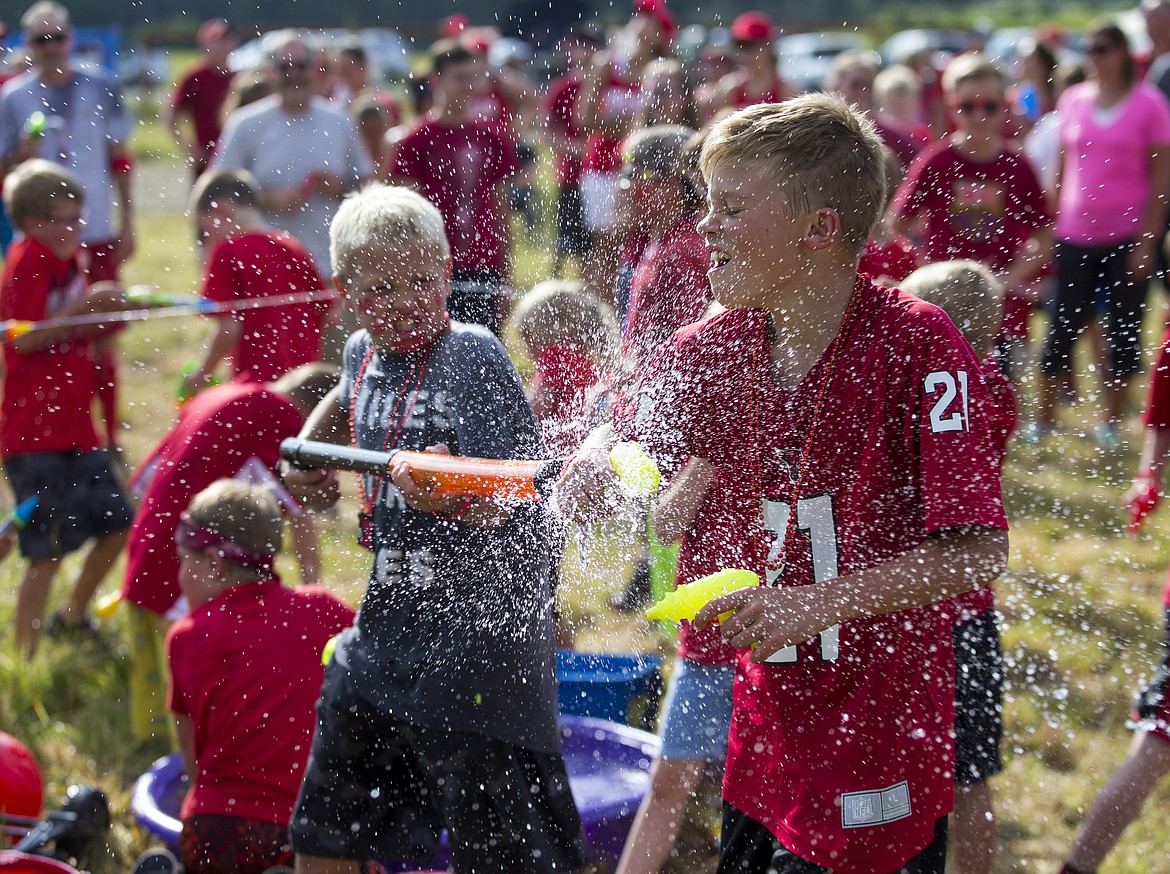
[439,13,470,37]
[730,11,774,43]
[632,0,677,37]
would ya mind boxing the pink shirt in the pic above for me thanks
[1055,81,1170,245]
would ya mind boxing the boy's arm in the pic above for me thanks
[695,525,1008,663]
[7,282,128,354]
[651,456,714,545]
[999,227,1053,291]
[182,318,241,397]
[174,712,197,785]
[280,384,347,510]
[287,508,322,586]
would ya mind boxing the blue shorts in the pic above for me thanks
[658,658,735,761]
[5,450,133,560]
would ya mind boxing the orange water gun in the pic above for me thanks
[279,437,660,503]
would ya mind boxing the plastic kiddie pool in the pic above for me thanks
[132,715,660,870]
[0,852,81,873]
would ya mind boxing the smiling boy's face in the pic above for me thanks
[26,198,84,261]
[338,242,451,356]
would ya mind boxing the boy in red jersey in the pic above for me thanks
[167,479,355,874]
[182,169,335,397]
[0,159,133,655]
[558,95,1008,873]
[902,260,1016,874]
[889,53,1052,372]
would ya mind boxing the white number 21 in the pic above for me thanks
[925,370,969,434]
[762,495,840,664]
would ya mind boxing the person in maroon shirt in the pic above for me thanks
[168,18,238,181]
[389,39,517,335]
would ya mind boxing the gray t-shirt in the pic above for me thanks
[0,68,131,243]
[332,323,560,753]
[212,95,373,273]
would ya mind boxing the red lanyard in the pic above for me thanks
[349,340,437,514]
[751,275,866,575]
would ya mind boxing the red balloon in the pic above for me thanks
[0,732,43,825]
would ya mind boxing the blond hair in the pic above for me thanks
[186,480,283,581]
[330,184,450,282]
[941,53,1006,95]
[700,94,886,253]
[874,64,921,106]
[3,158,83,228]
[509,280,618,366]
[901,260,1002,356]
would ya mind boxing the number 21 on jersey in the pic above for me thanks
[762,495,840,664]
[925,370,969,433]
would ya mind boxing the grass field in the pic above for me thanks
[4,101,1170,873]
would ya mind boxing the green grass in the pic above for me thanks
[6,110,1170,872]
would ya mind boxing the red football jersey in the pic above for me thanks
[949,355,1016,622]
[625,281,1006,871]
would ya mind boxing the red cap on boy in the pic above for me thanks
[632,0,677,37]
[730,11,775,43]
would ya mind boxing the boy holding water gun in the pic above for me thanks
[282,184,587,874]
[1,158,133,655]
[558,95,1008,873]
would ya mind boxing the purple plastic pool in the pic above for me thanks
[131,715,660,870]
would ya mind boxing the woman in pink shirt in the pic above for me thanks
[1036,21,1170,446]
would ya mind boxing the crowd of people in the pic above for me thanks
[6,0,1170,873]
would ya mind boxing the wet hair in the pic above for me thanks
[270,363,342,416]
[941,52,1006,95]
[330,184,450,281]
[185,479,282,582]
[901,260,1002,356]
[189,168,259,214]
[509,280,617,367]
[3,158,83,228]
[701,94,886,254]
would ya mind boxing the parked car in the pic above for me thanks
[776,31,870,93]
[879,28,969,67]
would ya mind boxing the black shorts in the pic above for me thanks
[1131,607,1170,742]
[555,185,590,256]
[4,450,133,559]
[716,803,947,874]
[290,662,588,873]
[953,609,1004,784]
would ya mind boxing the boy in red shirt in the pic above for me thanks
[558,96,1008,873]
[388,39,517,335]
[167,479,355,874]
[182,169,334,398]
[0,158,134,655]
[890,53,1052,372]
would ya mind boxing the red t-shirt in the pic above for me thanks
[469,83,518,145]
[0,238,102,459]
[1143,328,1170,430]
[167,579,355,824]
[892,140,1052,274]
[623,284,1006,871]
[582,73,641,174]
[622,214,711,373]
[542,74,586,186]
[202,231,331,382]
[949,356,1016,622]
[859,235,919,284]
[122,381,305,615]
[531,345,602,457]
[391,118,517,274]
[730,75,788,109]
[171,63,236,159]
